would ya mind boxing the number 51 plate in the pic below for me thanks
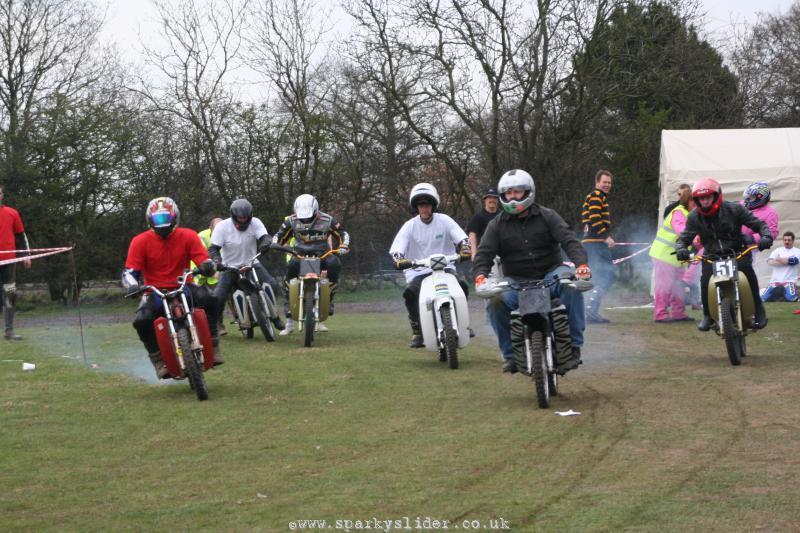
[713,258,736,278]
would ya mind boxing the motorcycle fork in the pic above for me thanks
[298,277,319,331]
[523,313,550,374]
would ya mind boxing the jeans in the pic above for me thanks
[487,265,585,360]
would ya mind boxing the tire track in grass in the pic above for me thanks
[517,375,660,524]
[606,379,749,529]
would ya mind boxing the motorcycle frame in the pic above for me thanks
[231,262,275,330]
[156,286,204,373]
[428,268,459,351]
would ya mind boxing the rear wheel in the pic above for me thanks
[303,287,315,347]
[720,296,743,366]
[529,330,550,408]
[440,305,459,369]
[250,293,275,342]
[177,328,208,401]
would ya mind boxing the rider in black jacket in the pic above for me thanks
[675,178,773,331]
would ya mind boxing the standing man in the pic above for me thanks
[0,185,31,341]
[195,216,226,333]
[581,170,615,323]
[466,188,500,259]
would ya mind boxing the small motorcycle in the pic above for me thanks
[271,245,339,347]
[221,252,279,342]
[478,274,592,408]
[400,253,470,369]
[126,270,214,401]
[689,245,758,365]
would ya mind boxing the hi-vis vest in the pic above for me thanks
[649,205,689,267]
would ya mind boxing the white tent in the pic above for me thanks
[659,128,800,285]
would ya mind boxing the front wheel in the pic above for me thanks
[250,293,275,342]
[439,305,459,369]
[547,335,559,396]
[303,289,315,347]
[719,295,743,366]
[177,328,208,401]
[529,329,550,408]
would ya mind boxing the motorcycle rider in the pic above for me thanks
[472,169,591,374]
[389,183,471,348]
[675,178,773,331]
[122,197,222,379]
[272,194,350,334]
[208,198,284,331]
[740,181,779,259]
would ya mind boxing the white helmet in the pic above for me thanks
[293,194,319,222]
[498,169,535,215]
[409,182,440,212]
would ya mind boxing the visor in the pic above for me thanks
[150,211,173,228]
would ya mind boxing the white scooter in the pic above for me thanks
[401,253,470,369]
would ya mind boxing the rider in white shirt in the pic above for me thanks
[763,231,800,302]
[389,183,471,348]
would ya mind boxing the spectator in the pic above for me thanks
[466,188,500,260]
[0,185,31,341]
[581,169,615,323]
[762,231,800,302]
[663,184,692,219]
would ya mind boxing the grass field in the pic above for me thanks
[2,292,800,532]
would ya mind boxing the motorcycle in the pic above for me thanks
[221,252,279,342]
[400,253,470,369]
[688,245,758,365]
[478,273,592,408]
[126,270,214,401]
[270,245,340,347]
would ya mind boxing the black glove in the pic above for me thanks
[742,234,755,245]
[676,249,691,262]
[197,259,216,277]
[258,242,272,254]
[758,236,773,251]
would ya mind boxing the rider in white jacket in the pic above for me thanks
[389,183,471,348]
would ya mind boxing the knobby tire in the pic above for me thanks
[177,327,208,401]
[720,295,743,366]
[250,293,275,342]
[529,329,550,408]
[440,305,459,369]
[303,290,315,347]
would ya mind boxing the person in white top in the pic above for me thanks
[209,198,284,329]
[389,183,471,348]
[762,231,800,302]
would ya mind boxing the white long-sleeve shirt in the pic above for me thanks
[389,213,467,282]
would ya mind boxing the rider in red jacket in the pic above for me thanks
[123,197,222,379]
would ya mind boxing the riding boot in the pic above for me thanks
[3,292,21,341]
[148,351,172,379]
[211,337,224,366]
[697,315,714,332]
[408,320,424,348]
[753,304,768,330]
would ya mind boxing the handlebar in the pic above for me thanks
[269,245,342,260]
[396,253,462,270]
[476,273,593,299]
[124,269,197,299]
[219,252,262,273]
[685,245,758,264]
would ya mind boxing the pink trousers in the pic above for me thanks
[653,260,688,321]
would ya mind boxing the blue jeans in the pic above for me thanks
[487,265,586,360]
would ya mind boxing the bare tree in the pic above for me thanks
[132,0,248,205]
[0,0,104,186]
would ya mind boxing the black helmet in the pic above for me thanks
[230,198,253,231]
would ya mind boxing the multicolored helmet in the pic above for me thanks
[691,178,722,217]
[742,181,770,210]
[146,197,180,237]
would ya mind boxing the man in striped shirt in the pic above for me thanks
[581,170,615,323]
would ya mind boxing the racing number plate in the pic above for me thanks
[713,258,737,279]
[518,287,550,315]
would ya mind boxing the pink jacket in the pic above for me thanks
[740,202,779,243]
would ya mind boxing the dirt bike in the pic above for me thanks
[125,270,214,401]
[270,245,340,347]
[221,252,279,342]
[400,253,470,369]
[477,273,592,408]
[689,245,758,366]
